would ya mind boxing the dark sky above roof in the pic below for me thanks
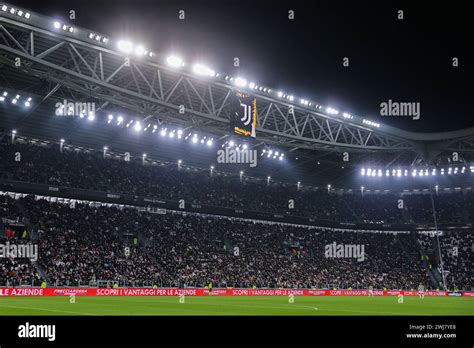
[6,0,473,133]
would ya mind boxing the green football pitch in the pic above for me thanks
[0,296,473,316]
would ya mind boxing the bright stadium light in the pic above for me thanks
[234,77,247,88]
[160,128,167,136]
[134,121,142,132]
[134,45,145,56]
[326,107,339,115]
[87,112,95,121]
[1,5,7,11]
[207,139,213,146]
[166,55,184,68]
[117,40,133,54]
[277,91,284,98]
[24,97,32,107]
[54,21,61,29]
[192,63,215,77]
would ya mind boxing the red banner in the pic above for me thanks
[0,288,467,297]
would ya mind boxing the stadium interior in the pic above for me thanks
[0,2,473,297]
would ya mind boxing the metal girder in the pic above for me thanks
[0,15,430,153]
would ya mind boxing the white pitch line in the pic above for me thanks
[0,304,99,316]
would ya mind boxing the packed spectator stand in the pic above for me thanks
[0,141,472,290]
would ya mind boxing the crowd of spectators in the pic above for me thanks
[0,140,472,290]
[1,142,474,225]
[1,195,470,290]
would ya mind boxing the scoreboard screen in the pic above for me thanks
[230,91,257,138]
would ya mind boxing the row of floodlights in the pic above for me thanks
[1,5,30,18]
[3,5,381,129]
[163,56,369,125]
[53,21,74,33]
[361,166,474,177]
[53,20,152,57]
[362,119,380,128]
[106,114,215,145]
[262,148,284,160]
[0,91,32,107]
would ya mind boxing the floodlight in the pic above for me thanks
[134,45,145,56]
[117,40,133,54]
[234,77,247,88]
[166,55,184,68]
[192,63,215,77]
[134,122,142,132]
[277,91,283,98]
[326,107,339,115]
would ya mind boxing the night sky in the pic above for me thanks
[5,0,473,133]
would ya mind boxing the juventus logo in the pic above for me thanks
[239,103,252,125]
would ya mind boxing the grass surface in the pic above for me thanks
[0,296,473,316]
